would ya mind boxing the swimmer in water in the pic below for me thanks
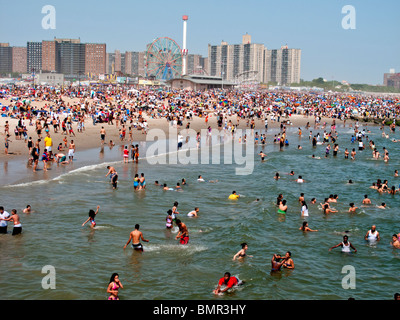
[329,235,357,253]
[213,272,242,294]
[362,195,372,205]
[228,191,240,200]
[82,205,100,228]
[197,175,205,182]
[323,204,338,214]
[278,200,287,214]
[233,243,253,260]
[258,151,267,162]
[123,224,149,251]
[299,221,318,232]
[390,234,400,249]
[364,225,380,241]
[175,219,189,245]
[187,207,199,217]
[377,203,386,209]
[105,166,118,189]
[22,205,31,214]
[348,203,358,213]
[107,273,123,300]
[271,254,286,272]
[283,251,294,269]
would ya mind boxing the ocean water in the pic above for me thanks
[0,123,399,300]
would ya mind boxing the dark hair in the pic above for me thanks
[135,224,140,229]
[241,243,247,248]
[109,273,119,283]
[89,209,95,218]
[175,219,181,224]
[301,221,307,230]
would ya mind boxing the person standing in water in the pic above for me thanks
[271,254,286,272]
[329,235,357,253]
[364,225,380,242]
[107,273,123,300]
[123,224,149,251]
[82,205,100,229]
[106,166,118,189]
[0,209,22,236]
[233,243,253,260]
[299,221,318,232]
[175,219,189,245]
[278,200,287,214]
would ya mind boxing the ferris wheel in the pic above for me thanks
[146,37,183,81]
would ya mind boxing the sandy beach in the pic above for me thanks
[0,95,360,163]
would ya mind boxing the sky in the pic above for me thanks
[1,0,399,85]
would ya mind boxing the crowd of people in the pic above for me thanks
[1,84,400,300]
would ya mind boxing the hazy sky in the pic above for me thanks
[1,0,399,84]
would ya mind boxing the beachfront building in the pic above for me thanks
[383,70,400,90]
[34,71,64,86]
[0,43,13,74]
[167,74,235,90]
[24,38,107,78]
[264,45,301,85]
[207,35,301,86]
[207,34,266,84]
[186,54,208,75]
[107,50,151,77]
[85,43,107,76]
[56,39,86,79]
[12,46,27,74]
[27,42,42,75]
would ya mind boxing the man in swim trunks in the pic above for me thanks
[54,153,69,164]
[68,140,75,162]
[175,219,189,245]
[1,209,22,236]
[106,166,118,189]
[213,272,242,294]
[123,224,149,252]
[100,127,106,145]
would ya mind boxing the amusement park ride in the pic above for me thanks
[145,15,188,81]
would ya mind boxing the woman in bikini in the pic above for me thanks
[233,243,253,260]
[107,273,123,300]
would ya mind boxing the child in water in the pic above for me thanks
[82,205,100,228]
